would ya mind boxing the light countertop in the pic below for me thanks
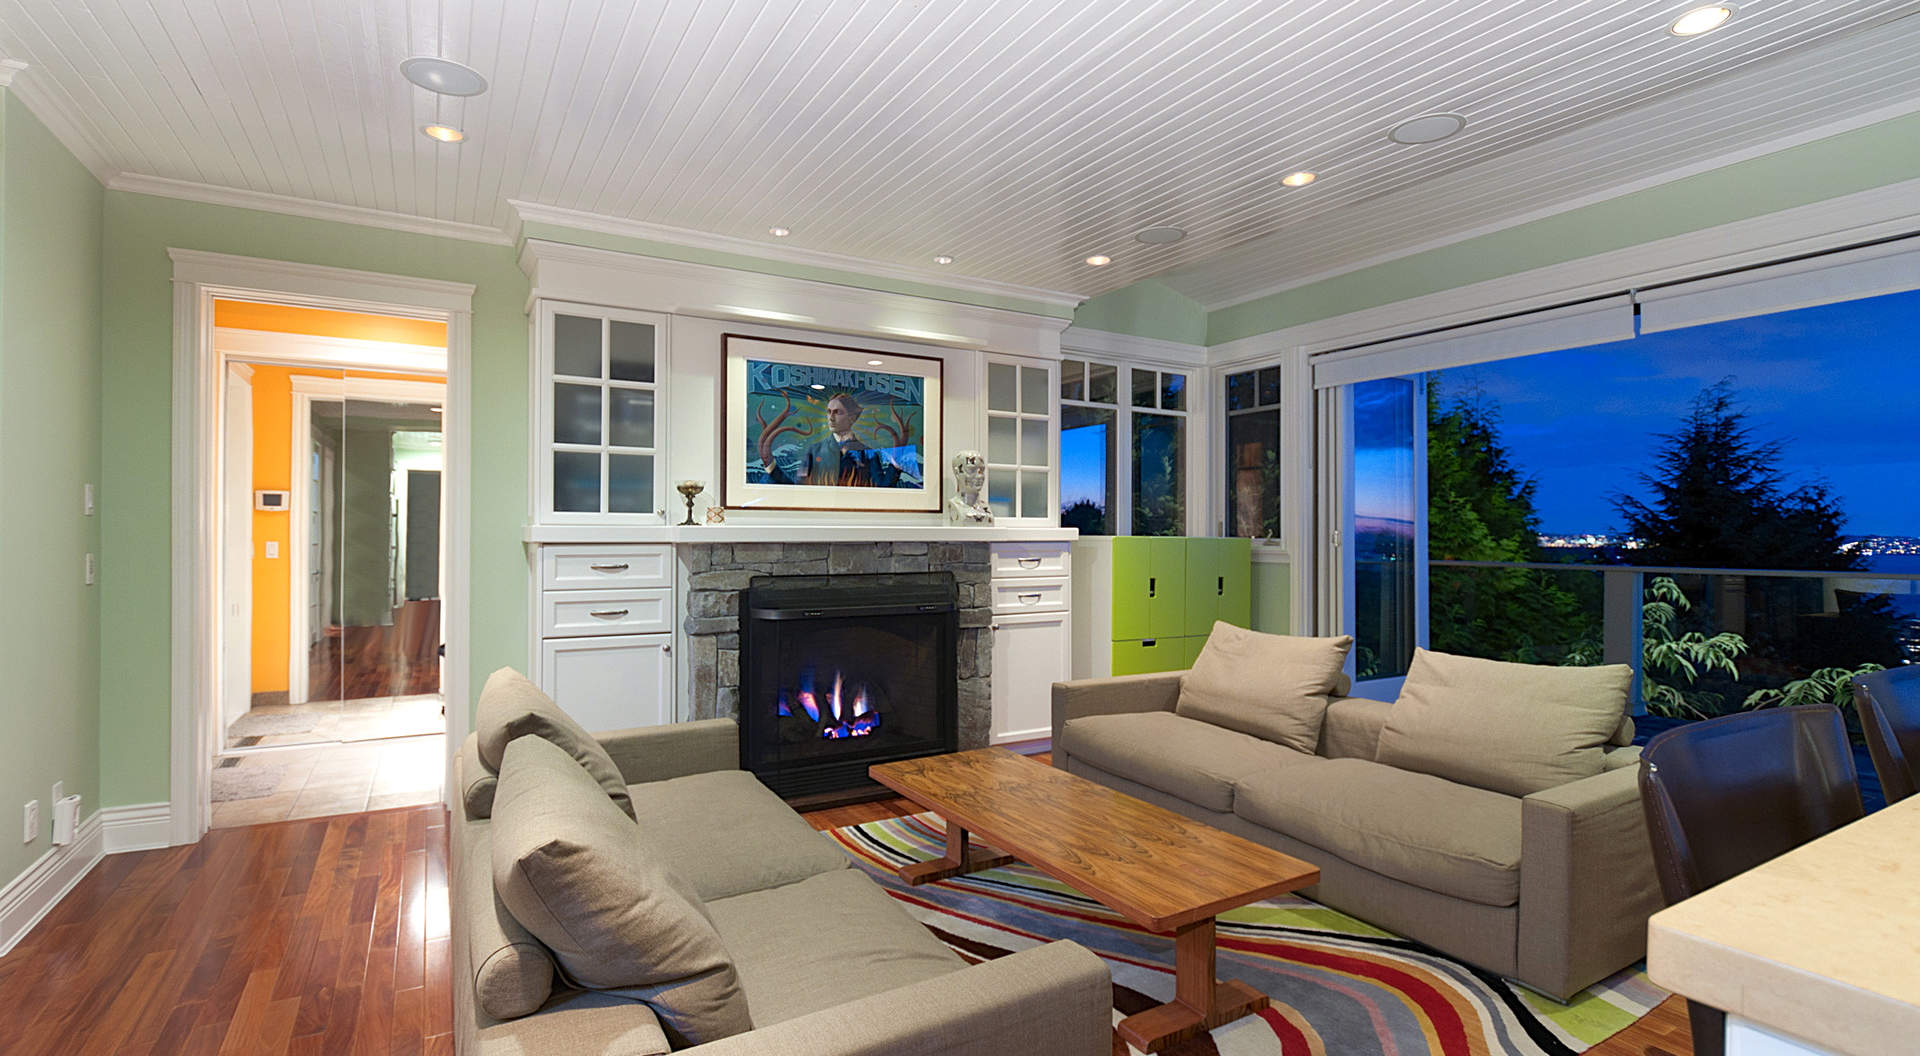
[1645,795,1920,1056]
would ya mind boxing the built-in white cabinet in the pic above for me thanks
[532,543,676,730]
[534,300,670,524]
[988,543,1072,745]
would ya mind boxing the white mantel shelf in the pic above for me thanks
[523,524,1080,545]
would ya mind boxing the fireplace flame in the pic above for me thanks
[782,667,881,739]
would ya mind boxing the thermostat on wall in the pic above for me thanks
[255,490,291,511]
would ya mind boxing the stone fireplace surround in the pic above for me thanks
[681,541,994,750]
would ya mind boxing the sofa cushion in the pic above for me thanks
[705,868,963,1026]
[491,735,751,1047]
[1376,649,1633,797]
[457,814,555,1020]
[477,666,635,820]
[459,733,499,819]
[1235,757,1523,907]
[1060,711,1322,813]
[1176,624,1354,753]
[627,770,852,901]
[1316,696,1395,760]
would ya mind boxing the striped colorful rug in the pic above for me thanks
[828,813,1665,1056]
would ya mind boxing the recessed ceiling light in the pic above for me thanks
[1669,5,1735,36]
[768,226,791,237]
[400,56,488,96]
[1135,226,1186,245]
[810,383,826,390]
[1388,112,1467,145]
[1085,255,1111,266]
[1281,171,1317,187]
[867,359,884,366]
[932,255,955,265]
[422,124,464,143]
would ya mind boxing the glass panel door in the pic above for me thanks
[1341,376,1428,696]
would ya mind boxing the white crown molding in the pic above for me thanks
[1207,174,1920,366]
[0,812,103,956]
[100,803,172,855]
[509,199,1084,310]
[113,173,514,247]
[0,59,116,183]
[520,237,1070,358]
[1059,325,1209,367]
[215,327,449,374]
[1199,94,1920,314]
[169,248,476,314]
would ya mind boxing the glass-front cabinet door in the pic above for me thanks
[983,354,1057,521]
[537,301,669,523]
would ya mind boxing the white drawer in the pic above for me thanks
[542,545,674,590]
[991,544,1071,579]
[541,588,675,637]
[990,576,1069,614]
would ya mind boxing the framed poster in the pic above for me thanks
[723,334,944,512]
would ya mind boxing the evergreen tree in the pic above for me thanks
[1612,380,1858,571]
[1426,379,1599,663]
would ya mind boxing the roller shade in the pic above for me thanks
[1312,295,1635,390]
[1639,236,1920,334]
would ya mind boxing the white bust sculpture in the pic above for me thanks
[947,450,994,524]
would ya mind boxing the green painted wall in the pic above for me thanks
[1249,560,1291,635]
[99,193,531,807]
[1069,279,1207,345]
[517,220,1075,320]
[1208,111,1920,345]
[0,91,103,881]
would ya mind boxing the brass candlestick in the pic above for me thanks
[676,481,707,526]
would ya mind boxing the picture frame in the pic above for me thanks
[723,334,945,513]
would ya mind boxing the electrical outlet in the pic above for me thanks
[23,800,38,843]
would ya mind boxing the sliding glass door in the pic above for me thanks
[1332,376,1427,697]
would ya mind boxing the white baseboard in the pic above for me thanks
[102,802,174,854]
[0,811,104,956]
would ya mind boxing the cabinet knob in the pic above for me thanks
[588,609,630,619]
[589,563,629,573]
[663,643,672,654]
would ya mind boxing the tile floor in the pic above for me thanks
[209,733,445,828]
[225,693,445,749]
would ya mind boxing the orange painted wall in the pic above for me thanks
[244,363,444,694]
[216,300,447,346]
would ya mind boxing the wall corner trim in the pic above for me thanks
[0,813,105,957]
[101,803,175,855]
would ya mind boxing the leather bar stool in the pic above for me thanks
[1853,666,1920,804]
[1637,705,1864,1056]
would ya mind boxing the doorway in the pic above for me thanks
[212,301,451,827]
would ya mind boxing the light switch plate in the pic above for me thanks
[83,483,96,516]
[23,800,38,843]
[85,553,96,586]
[266,541,280,559]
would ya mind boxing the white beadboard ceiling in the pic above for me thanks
[2,0,1917,308]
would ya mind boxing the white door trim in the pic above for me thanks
[285,374,446,706]
[169,249,474,847]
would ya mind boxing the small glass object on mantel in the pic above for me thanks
[676,480,707,526]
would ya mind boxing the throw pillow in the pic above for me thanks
[1175,623,1354,753]
[476,666,635,819]
[1375,648,1633,797]
[491,735,752,1046]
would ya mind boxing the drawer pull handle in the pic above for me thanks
[1218,576,1225,597]
[589,563,630,573]
[589,608,630,619]
[1148,577,1156,598]
[1018,593,1042,603]
[1016,557,1041,568]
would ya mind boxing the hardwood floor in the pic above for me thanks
[0,807,450,1056]
[1,772,1689,1056]
[308,600,442,701]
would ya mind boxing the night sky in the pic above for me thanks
[1439,287,1920,537]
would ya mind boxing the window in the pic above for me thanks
[983,357,1055,519]
[1061,357,1188,535]
[1224,366,1283,538]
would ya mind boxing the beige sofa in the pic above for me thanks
[452,717,1112,1055]
[1052,671,1662,999]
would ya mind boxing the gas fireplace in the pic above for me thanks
[740,572,958,800]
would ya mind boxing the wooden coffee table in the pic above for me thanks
[870,748,1319,1054]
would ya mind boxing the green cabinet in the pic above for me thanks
[1075,537,1252,678]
